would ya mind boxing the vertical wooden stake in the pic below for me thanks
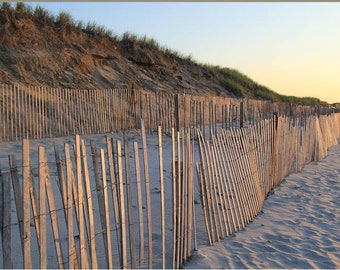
[106,136,121,265]
[133,141,144,266]
[22,139,32,268]
[65,143,75,269]
[176,131,182,267]
[186,130,193,257]
[100,148,113,269]
[171,128,177,269]
[124,133,137,269]
[240,101,244,128]
[117,140,127,268]
[38,147,47,269]
[141,119,153,268]
[158,126,166,269]
[91,141,110,268]
[75,135,89,268]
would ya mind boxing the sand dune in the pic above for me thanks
[184,140,340,269]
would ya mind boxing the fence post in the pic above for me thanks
[116,140,127,268]
[75,135,90,269]
[133,141,144,266]
[1,171,13,269]
[273,112,279,131]
[8,155,24,255]
[171,128,177,269]
[141,119,153,268]
[158,126,166,269]
[91,140,112,269]
[80,139,98,269]
[106,136,121,265]
[38,147,47,269]
[65,143,75,269]
[100,148,113,269]
[124,133,137,269]
[22,139,32,268]
[174,94,180,132]
[240,101,244,128]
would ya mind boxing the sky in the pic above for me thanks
[27,2,340,104]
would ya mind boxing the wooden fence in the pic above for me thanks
[1,113,340,269]
[196,113,340,244]
[0,119,198,269]
[0,84,334,142]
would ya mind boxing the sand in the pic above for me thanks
[1,132,339,269]
[184,139,340,269]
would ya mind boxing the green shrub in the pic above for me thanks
[33,5,55,26]
[0,2,12,22]
[56,11,74,28]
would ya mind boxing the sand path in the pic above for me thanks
[185,140,340,269]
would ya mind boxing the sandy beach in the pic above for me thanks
[0,132,339,268]
[184,139,340,269]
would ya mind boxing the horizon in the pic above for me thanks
[24,2,340,103]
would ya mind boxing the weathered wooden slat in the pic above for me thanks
[124,133,136,269]
[65,143,76,269]
[38,147,47,269]
[1,171,13,269]
[81,139,98,269]
[105,136,121,265]
[75,135,89,269]
[158,126,166,269]
[22,139,32,268]
[100,148,113,269]
[133,141,144,267]
[196,130,213,245]
[116,140,127,268]
[90,140,110,268]
[171,128,177,269]
[8,155,24,254]
[140,119,152,268]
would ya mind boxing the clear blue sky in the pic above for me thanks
[27,2,340,103]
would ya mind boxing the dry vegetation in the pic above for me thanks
[0,3,331,106]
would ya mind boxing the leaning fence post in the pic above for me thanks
[106,136,122,265]
[81,139,98,269]
[175,94,180,132]
[1,171,13,269]
[8,155,24,256]
[91,140,112,269]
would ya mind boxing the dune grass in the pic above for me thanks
[0,2,330,106]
